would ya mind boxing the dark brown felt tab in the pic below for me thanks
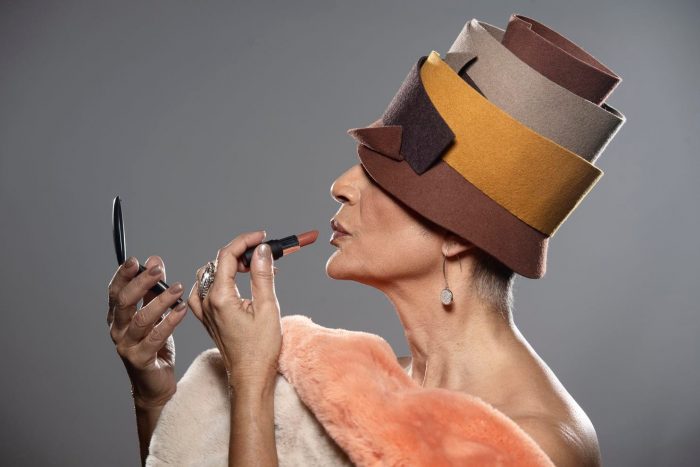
[346,124,403,161]
[501,14,621,105]
[379,56,455,175]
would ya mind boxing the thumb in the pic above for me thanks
[250,243,276,307]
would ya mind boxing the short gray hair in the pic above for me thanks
[469,248,516,319]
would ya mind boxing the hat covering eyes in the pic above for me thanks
[346,14,626,279]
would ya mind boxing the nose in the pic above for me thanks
[330,164,363,204]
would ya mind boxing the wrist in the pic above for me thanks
[131,385,176,410]
[228,378,276,401]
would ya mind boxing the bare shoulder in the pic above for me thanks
[395,356,601,466]
[506,331,603,466]
[512,406,602,467]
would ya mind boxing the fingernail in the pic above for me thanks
[124,257,136,269]
[173,301,187,312]
[170,282,183,293]
[149,265,163,276]
[258,243,271,261]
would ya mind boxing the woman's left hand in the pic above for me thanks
[187,230,282,394]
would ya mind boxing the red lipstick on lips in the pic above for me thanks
[241,230,319,267]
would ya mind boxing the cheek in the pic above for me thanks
[356,193,436,275]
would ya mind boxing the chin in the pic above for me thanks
[325,250,355,280]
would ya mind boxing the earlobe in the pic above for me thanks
[442,233,473,258]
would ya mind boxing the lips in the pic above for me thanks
[330,218,351,246]
[330,218,351,235]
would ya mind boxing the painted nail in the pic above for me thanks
[173,301,187,312]
[170,282,183,293]
[258,243,271,260]
[149,265,163,276]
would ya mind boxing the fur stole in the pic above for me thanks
[146,314,554,466]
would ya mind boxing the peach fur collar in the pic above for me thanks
[278,314,554,466]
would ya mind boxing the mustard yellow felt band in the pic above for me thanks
[420,51,603,236]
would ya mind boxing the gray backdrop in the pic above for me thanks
[1,0,698,465]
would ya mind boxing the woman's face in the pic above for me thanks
[326,163,444,287]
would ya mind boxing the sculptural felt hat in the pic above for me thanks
[346,14,625,279]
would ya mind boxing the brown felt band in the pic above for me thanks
[501,14,621,105]
[355,141,549,279]
[421,51,602,236]
[444,19,625,164]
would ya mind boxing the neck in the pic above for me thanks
[378,268,520,393]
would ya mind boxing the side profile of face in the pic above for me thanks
[327,162,451,288]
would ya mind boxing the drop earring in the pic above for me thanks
[440,254,454,305]
[440,253,462,306]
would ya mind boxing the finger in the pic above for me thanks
[123,281,185,346]
[250,243,278,310]
[207,230,266,302]
[138,300,188,356]
[186,280,216,341]
[107,256,141,326]
[190,264,239,315]
[187,281,204,322]
[143,256,166,306]
[112,260,166,329]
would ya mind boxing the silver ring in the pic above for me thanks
[198,260,217,300]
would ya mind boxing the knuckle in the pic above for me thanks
[166,311,180,327]
[208,291,227,309]
[148,326,163,343]
[253,269,274,280]
[115,342,131,360]
[116,289,129,308]
[133,310,150,329]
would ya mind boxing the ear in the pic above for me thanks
[441,232,474,259]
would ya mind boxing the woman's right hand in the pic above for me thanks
[107,255,188,408]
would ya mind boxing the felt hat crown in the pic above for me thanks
[346,14,625,279]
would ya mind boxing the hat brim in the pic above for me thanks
[356,142,548,279]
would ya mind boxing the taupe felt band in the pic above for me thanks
[444,19,625,164]
[351,53,604,237]
[502,14,621,105]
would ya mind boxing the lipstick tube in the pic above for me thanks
[241,230,318,268]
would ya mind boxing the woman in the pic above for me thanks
[107,13,624,467]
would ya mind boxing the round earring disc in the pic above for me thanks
[440,288,453,305]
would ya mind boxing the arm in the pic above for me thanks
[133,397,170,467]
[184,232,282,466]
[229,383,278,467]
